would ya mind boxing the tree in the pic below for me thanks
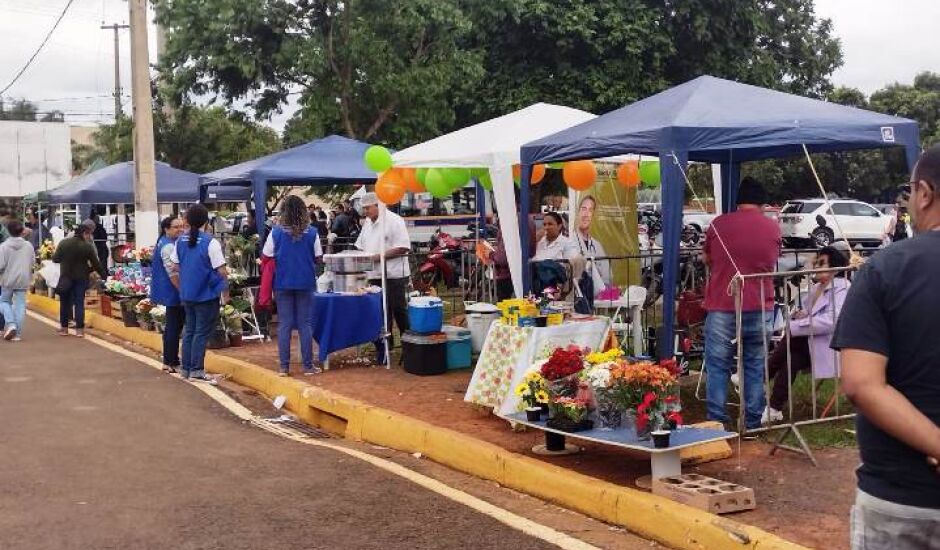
[870,72,940,146]
[457,0,842,124]
[0,99,38,121]
[40,110,65,123]
[91,105,282,173]
[156,0,483,147]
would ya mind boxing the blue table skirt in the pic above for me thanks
[311,292,384,361]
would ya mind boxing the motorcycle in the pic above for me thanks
[413,230,466,293]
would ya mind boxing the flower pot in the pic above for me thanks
[652,430,671,448]
[138,318,154,331]
[525,407,542,422]
[546,416,594,433]
[119,300,140,327]
[595,403,623,431]
[535,315,548,327]
[545,431,567,452]
[206,328,230,349]
[229,333,243,347]
[100,294,113,317]
[539,403,550,416]
[154,321,165,334]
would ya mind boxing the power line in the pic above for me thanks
[0,0,78,96]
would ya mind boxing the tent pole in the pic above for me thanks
[659,150,688,359]
[380,207,391,369]
[720,160,740,214]
[519,164,533,296]
[253,177,268,245]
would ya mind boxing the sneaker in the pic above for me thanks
[3,326,16,341]
[162,365,178,374]
[730,373,741,394]
[278,371,289,378]
[57,328,69,337]
[761,406,784,425]
[189,374,219,386]
[74,329,85,338]
[11,336,21,342]
[303,367,323,376]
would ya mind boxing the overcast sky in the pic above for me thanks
[0,0,937,132]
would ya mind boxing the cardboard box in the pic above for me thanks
[652,473,755,514]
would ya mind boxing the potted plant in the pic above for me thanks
[515,370,550,421]
[119,297,141,327]
[135,298,155,331]
[539,346,586,400]
[546,397,594,432]
[220,303,248,347]
[608,359,682,440]
[150,305,167,333]
[134,246,154,267]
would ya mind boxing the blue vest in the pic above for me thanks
[177,230,226,303]
[273,225,318,291]
[149,236,180,306]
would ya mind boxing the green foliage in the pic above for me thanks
[156,0,484,147]
[91,105,281,173]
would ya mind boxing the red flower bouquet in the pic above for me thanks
[540,347,585,380]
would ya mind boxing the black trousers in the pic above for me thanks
[496,278,514,302]
[767,336,812,411]
[369,277,410,359]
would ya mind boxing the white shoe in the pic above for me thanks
[3,326,16,341]
[730,373,741,395]
[761,406,784,425]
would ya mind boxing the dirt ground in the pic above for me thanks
[219,337,857,550]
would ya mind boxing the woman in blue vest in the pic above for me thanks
[150,216,185,373]
[170,204,228,383]
[262,195,322,376]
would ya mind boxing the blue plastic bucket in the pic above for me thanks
[408,297,444,334]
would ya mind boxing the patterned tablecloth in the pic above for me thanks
[464,318,611,415]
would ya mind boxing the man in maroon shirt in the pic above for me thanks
[703,177,781,430]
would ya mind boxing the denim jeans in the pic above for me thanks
[0,288,27,334]
[59,278,90,329]
[181,299,219,378]
[275,290,314,372]
[162,305,185,368]
[704,310,771,429]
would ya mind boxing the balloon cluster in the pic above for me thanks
[364,143,663,205]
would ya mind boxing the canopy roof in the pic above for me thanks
[46,161,234,204]
[393,103,597,168]
[200,134,378,187]
[522,75,920,165]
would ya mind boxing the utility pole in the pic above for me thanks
[100,23,129,119]
[128,0,158,246]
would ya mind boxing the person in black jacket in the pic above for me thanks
[90,213,110,266]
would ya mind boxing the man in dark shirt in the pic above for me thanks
[702,177,781,430]
[833,145,940,549]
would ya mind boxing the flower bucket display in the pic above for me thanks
[119,299,141,328]
[546,397,594,433]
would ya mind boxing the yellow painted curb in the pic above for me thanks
[28,293,808,550]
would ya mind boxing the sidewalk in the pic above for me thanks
[29,294,824,550]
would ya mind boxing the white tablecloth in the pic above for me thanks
[464,318,611,416]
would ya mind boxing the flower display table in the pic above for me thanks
[502,412,736,480]
[464,318,610,415]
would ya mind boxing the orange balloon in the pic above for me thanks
[375,171,405,204]
[616,161,641,188]
[562,160,596,191]
[398,167,424,193]
[511,163,547,185]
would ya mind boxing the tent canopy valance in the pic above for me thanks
[46,161,233,204]
[198,135,380,242]
[519,76,921,358]
[392,103,600,297]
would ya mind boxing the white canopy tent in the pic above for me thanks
[392,103,599,298]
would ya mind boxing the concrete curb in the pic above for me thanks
[29,294,807,550]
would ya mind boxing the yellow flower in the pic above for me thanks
[514,383,529,397]
[536,390,550,404]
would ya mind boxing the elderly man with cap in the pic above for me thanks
[355,192,412,364]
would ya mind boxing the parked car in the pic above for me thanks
[779,198,889,247]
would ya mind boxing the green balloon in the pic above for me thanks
[469,167,488,178]
[425,168,451,198]
[548,162,564,169]
[416,167,429,185]
[364,145,393,172]
[478,171,493,191]
[444,167,471,189]
[639,160,661,187]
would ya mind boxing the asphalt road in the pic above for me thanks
[0,317,563,550]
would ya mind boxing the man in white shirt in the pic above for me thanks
[355,193,412,363]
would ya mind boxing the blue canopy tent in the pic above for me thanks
[46,161,238,204]
[198,135,379,241]
[519,75,921,358]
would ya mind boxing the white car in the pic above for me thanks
[779,199,889,247]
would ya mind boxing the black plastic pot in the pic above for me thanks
[652,430,671,448]
[525,407,542,422]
